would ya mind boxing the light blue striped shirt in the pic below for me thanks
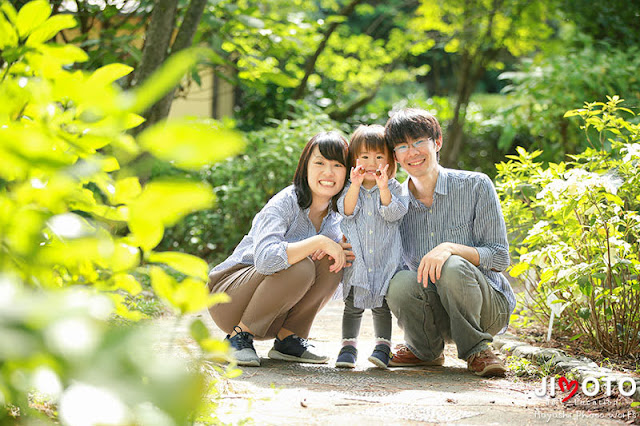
[338,179,409,309]
[211,185,343,275]
[399,167,516,319]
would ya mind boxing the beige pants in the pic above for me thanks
[207,257,342,340]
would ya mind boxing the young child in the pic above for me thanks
[336,124,408,369]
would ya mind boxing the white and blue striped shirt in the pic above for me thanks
[338,179,409,309]
[211,185,343,275]
[399,167,516,317]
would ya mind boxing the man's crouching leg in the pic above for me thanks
[386,270,448,367]
[434,255,509,376]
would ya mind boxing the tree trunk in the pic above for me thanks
[132,0,179,102]
[441,53,484,168]
[291,0,365,100]
[142,0,208,128]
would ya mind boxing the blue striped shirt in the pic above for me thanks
[399,167,516,318]
[211,185,343,275]
[338,179,409,309]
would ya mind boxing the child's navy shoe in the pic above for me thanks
[368,344,391,369]
[335,345,358,368]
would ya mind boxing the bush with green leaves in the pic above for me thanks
[497,96,640,357]
[1,0,242,422]
[499,38,640,162]
[159,101,350,265]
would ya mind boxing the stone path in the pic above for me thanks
[155,300,632,425]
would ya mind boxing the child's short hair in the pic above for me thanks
[347,124,397,179]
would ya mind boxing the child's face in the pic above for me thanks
[355,148,390,184]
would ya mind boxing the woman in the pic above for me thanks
[208,131,353,367]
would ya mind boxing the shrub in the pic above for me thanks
[499,39,640,162]
[1,0,242,422]
[497,96,640,356]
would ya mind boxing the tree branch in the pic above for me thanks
[291,0,365,100]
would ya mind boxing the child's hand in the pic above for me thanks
[350,159,365,186]
[375,163,390,190]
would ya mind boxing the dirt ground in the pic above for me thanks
[154,300,639,425]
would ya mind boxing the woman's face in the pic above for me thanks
[306,146,347,203]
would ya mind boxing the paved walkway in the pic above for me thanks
[156,301,628,425]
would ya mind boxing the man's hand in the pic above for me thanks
[417,243,453,287]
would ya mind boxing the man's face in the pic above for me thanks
[393,137,441,178]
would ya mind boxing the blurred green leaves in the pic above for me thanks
[129,181,215,251]
[1,0,242,421]
[139,120,245,169]
[0,280,205,424]
[149,266,229,315]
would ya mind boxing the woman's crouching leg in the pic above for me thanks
[280,257,343,338]
[240,258,318,339]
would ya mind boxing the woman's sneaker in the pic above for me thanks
[268,334,329,363]
[335,345,358,368]
[225,326,260,367]
[368,344,391,369]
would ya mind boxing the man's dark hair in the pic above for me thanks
[293,131,349,211]
[385,108,442,162]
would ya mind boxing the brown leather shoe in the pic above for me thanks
[388,344,445,367]
[467,349,506,377]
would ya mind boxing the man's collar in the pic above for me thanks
[404,165,448,198]
[434,165,448,195]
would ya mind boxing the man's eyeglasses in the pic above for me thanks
[393,139,432,154]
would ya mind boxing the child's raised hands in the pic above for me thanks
[350,158,366,186]
[374,163,390,189]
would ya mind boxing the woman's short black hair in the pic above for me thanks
[347,124,397,179]
[385,108,442,161]
[293,131,349,210]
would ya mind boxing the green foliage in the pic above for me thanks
[1,282,205,424]
[199,0,427,127]
[559,0,640,49]
[411,0,554,64]
[1,0,243,421]
[506,356,545,379]
[160,101,348,264]
[499,39,640,160]
[497,96,640,356]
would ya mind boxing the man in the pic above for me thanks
[384,108,515,377]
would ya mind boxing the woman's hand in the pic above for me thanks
[313,238,354,268]
[320,239,347,273]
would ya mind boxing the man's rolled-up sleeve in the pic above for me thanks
[473,175,510,272]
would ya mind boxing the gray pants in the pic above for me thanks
[386,255,510,361]
[342,289,392,342]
